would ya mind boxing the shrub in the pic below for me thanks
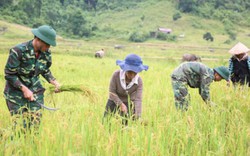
[223,19,237,40]
[173,12,181,21]
[156,32,177,41]
[156,32,167,40]
[129,31,148,42]
[167,34,177,41]
[224,39,231,44]
[203,32,214,42]
[228,30,237,40]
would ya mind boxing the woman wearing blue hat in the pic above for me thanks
[103,54,149,125]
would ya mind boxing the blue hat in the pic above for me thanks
[116,54,149,73]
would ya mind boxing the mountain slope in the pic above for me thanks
[89,1,250,47]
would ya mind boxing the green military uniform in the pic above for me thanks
[171,62,214,110]
[4,40,55,113]
[4,25,57,130]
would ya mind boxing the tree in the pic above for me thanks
[173,12,181,21]
[67,10,88,37]
[0,0,13,8]
[18,0,42,18]
[178,0,197,12]
[84,0,98,10]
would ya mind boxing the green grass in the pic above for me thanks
[0,21,249,155]
[90,0,250,47]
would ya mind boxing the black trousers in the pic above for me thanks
[103,99,135,125]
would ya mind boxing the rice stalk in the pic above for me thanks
[48,84,98,102]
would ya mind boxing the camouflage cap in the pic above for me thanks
[214,66,229,81]
[32,25,56,46]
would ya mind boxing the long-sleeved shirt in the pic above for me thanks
[171,62,214,102]
[4,40,55,104]
[229,55,250,86]
[109,70,143,117]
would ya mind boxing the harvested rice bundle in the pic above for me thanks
[48,84,98,102]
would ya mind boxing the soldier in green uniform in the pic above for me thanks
[4,25,60,129]
[171,62,229,110]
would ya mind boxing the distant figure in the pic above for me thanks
[95,49,105,58]
[228,42,250,87]
[171,62,229,111]
[182,54,201,62]
[209,48,215,53]
[114,45,124,49]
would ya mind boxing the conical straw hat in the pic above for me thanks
[229,42,250,55]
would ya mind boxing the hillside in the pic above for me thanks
[0,18,249,156]
[0,19,241,66]
[0,0,250,62]
[0,0,249,49]
[89,1,250,47]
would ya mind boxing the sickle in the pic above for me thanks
[36,101,59,111]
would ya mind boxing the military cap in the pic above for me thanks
[32,25,56,46]
[214,66,229,81]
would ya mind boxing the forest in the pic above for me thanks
[0,0,249,40]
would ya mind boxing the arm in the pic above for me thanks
[228,58,234,83]
[41,51,60,91]
[109,71,123,106]
[199,83,218,107]
[5,48,23,89]
[228,58,233,76]
[199,82,210,103]
[199,73,212,103]
[41,51,56,83]
[247,56,250,75]
[196,65,212,103]
[42,69,55,82]
[131,78,143,118]
[5,48,35,101]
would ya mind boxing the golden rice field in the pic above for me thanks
[0,21,249,156]
[0,41,250,156]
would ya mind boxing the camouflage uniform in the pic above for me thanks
[171,62,214,110]
[4,40,55,127]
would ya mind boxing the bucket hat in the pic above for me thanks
[229,42,249,55]
[116,54,149,73]
[214,66,229,81]
[31,25,56,46]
